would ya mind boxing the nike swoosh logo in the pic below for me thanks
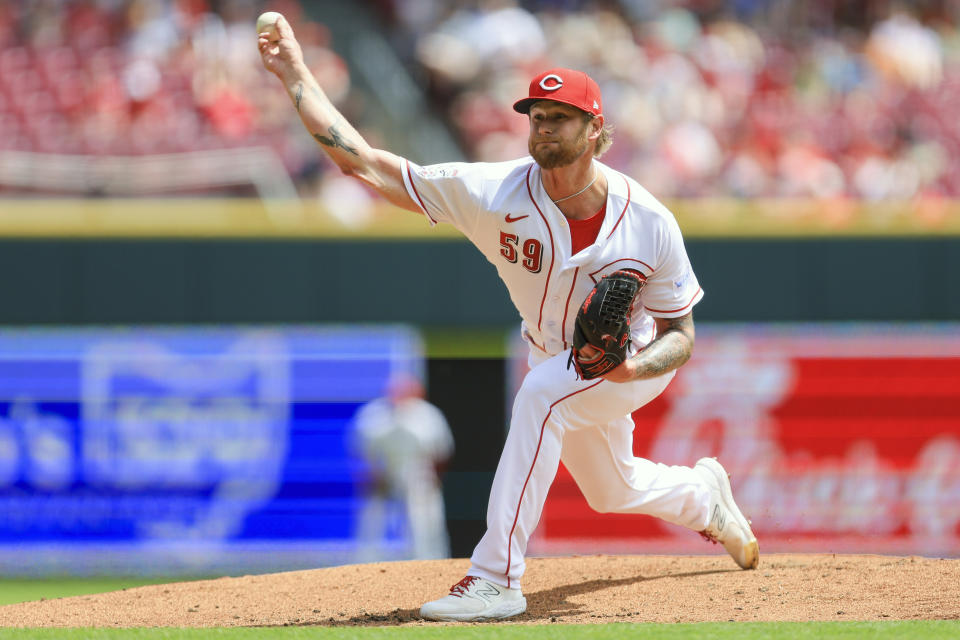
[504,213,529,223]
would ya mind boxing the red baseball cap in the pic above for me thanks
[513,68,603,117]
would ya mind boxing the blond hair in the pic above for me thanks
[594,123,614,157]
[583,112,613,158]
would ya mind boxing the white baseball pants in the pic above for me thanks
[468,350,712,589]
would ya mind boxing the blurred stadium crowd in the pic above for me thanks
[389,0,960,200]
[1,0,958,199]
[0,0,339,194]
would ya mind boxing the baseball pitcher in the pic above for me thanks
[258,14,758,623]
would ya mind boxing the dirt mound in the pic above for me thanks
[0,554,957,627]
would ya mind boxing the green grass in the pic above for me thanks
[0,622,957,639]
[0,578,201,606]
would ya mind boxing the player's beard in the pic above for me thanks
[529,121,590,169]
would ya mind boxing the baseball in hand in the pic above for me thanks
[256,11,283,41]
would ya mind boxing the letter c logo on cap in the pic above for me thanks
[539,74,563,91]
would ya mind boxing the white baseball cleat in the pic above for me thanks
[420,575,527,622]
[694,457,760,570]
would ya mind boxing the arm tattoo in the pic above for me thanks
[313,125,359,156]
[294,83,303,113]
[632,315,694,379]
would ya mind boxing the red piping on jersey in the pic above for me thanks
[504,378,604,587]
[644,287,702,314]
[560,267,580,350]
[604,174,631,239]
[525,166,556,333]
[405,161,438,224]
[588,258,654,283]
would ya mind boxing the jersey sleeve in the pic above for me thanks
[641,217,704,317]
[401,159,485,231]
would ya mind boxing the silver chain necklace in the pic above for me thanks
[550,167,598,203]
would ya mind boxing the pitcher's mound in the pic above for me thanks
[1,554,958,627]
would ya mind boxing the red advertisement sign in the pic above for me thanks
[527,325,960,557]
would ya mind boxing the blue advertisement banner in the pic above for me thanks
[0,326,423,575]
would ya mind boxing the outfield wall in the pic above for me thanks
[0,322,956,576]
[0,199,958,326]
[0,199,957,572]
[0,236,958,325]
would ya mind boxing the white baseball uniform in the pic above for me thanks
[402,156,712,588]
[353,395,454,560]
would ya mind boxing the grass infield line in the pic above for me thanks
[0,579,197,607]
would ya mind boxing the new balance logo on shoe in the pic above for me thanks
[474,584,501,601]
[711,504,727,532]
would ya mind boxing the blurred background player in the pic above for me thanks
[351,375,454,562]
